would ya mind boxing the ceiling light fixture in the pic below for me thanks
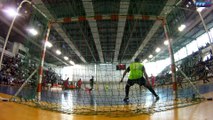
[69,60,75,65]
[56,50,61,55]
[149,55,153,58]
[27,28,38,36]
[178,24,186,32]
[197,7,205,12]
[155,47,161,53]
[3,7,19,18]
[164,40,169,45]
[45,41,53,48]
[64,56,69,60]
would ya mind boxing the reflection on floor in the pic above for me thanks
[0,80,212,114]
[0,92,213,120]
[0,82,212,105]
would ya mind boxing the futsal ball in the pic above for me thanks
[105,85,109,90]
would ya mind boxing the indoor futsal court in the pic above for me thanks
[0,0,213,120]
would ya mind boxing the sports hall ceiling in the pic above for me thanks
[0,0,213,66]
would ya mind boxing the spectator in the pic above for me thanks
[89,76,94,91]
[77,78,83,89]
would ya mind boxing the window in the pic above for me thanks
[186,40,198,55]
[177,47,187,60]
[196,33,209,48]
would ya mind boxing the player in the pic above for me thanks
[120,58,159,102]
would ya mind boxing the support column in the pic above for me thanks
[37,22,52,101]
[197,11,212,43]
[192,0,212,43]
[0,0,31,70]
[162,19,177,99]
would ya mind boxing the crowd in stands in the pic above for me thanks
[0,54,95,90]
[156,43,213,86]
[0,55,61,88]
[0,55,24,85]
[1,43,212,89]
[42,67,62,87]
[198,43,211,51]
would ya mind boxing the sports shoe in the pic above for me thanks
[123,97,129,102]
[156,96,160,101]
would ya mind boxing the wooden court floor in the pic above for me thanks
[0,92,213,120]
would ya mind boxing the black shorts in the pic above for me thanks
[126,77,146,86]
